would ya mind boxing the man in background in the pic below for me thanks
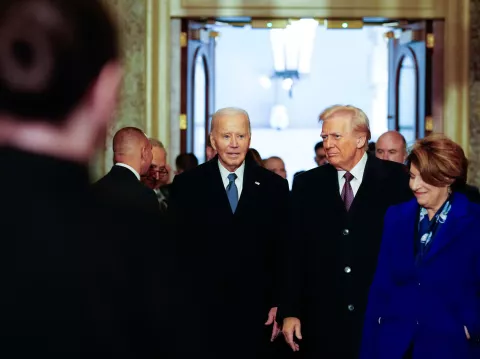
[175,152,198,174]
[264,156,287,179]
[375,130,407,163]
[314,141,327,166]
[142,138,170,213]
[91,127,164,357]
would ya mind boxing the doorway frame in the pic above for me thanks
[146,0,470,160]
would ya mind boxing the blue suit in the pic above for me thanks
[360,192,480,359]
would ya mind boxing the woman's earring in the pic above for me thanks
[448,186,452,195]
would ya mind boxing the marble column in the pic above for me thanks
[91,0,147,180]
[470,0,480,185]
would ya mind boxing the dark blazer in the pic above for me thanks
[167,155,290,359]
[0,148,97,358]
[92,164,159,215]
[360,192,480,359]
[279,154,412,359]
[90,164,165,358]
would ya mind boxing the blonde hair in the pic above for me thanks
[319,105,371,149]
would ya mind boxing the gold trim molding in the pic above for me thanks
[147,0,470,158]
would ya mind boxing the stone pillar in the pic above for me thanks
[91,0,147,180]
[470,0,480,185]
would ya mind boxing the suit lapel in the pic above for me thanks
[206,159,233,215]
[422,192,471,263]
[396,198,418,264]
[348,155,382,218]
[235,159,259,216]
[325,164,347,215]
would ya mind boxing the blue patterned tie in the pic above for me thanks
[226,173,238,213]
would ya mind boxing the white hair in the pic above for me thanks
[210,107,251,134]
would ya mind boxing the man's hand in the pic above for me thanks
[465,326,471,340]
[265,307,281,341]
[283,317,301,351]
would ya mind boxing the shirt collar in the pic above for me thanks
[218,160,245,181]
[337,152,368,182]
[115,163,140,181]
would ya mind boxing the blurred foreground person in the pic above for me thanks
[0,0,123,357]
[361,134,480,359]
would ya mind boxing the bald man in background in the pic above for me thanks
[375,131,407,164]
[91,127,165,357]
[93,127,157,210]
[264,156,287,179]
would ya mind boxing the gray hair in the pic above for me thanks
[149,138,167,155]
[210,107,251,134]
[149,138,165,149]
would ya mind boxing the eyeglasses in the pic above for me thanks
[149,166,168,175]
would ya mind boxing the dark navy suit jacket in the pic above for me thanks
[360,192,480,359]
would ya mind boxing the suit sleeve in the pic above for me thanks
[359,206,397,359]
[394,166,413,204]
[466,206,480,344]
[269,178,290,308]
[277,175,307,320]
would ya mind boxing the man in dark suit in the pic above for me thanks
[0,0,123,357]
[93,126,158,215]
[141,138,171,213]
[281,105,412,359]
[91,127,165,357]
[167,107,290,359]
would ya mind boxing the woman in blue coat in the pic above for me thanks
[360,134,480,359]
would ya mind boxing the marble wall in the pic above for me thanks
[470,0,480,185]
[91,0,147,180]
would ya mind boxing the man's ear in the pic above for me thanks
[356,135,367,149]
[210,133,217,151]
[141,145,149,161]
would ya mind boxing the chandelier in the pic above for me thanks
[269,18,318,96]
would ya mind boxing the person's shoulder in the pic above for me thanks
[388,197,417,213]
[461,191,480,214]
[170,160,212,190]
[293,164,333,186]
[373,156,408,176]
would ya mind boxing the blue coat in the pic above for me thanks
[360,192,480,359]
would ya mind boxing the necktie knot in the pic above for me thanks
[228,173,237,183]
[344,172,354,183]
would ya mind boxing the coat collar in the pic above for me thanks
[393,191,473,264]
[422,191,471,262]
[325,154,389,217]
[205,154,261,216]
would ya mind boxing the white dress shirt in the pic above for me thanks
[337,152,368,197]
[115,163,140,181]
[218,160,245,199]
